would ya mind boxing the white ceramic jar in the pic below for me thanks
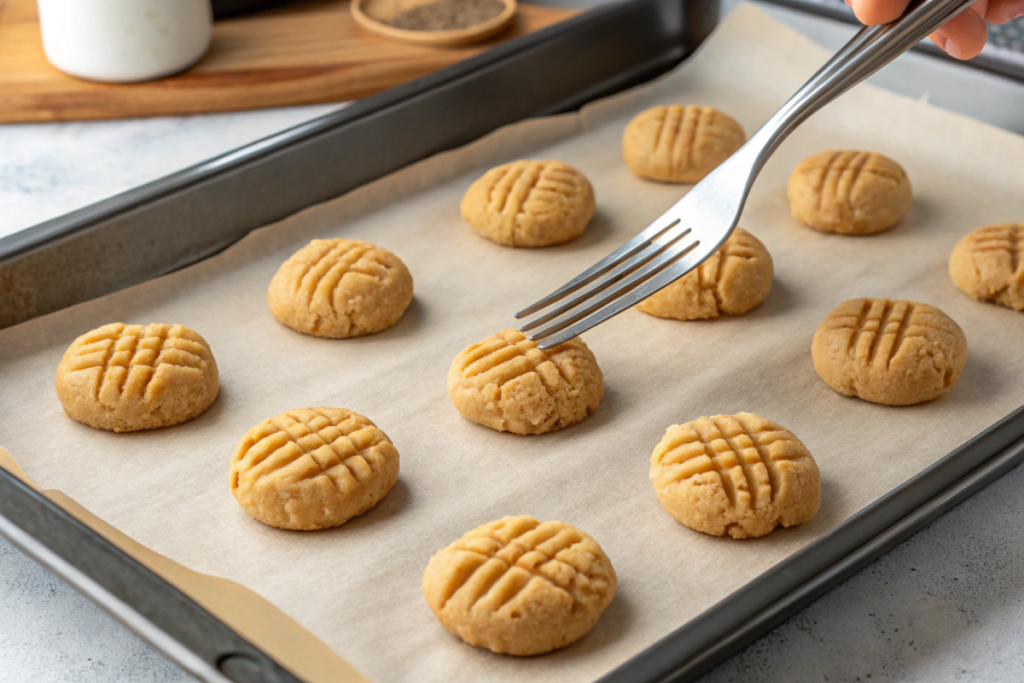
[37,0,213,83]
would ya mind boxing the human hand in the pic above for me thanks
[846,0,1024,59]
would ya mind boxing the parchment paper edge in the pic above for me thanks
[0,447,370,683]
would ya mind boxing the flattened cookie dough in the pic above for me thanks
[448,329,603,435]
[788,150,912,235]
[422,515,617,655]
[268,238,413,338]
[460,160,595,247]
[55,323,219,432]
[638,228,773,320]
[650,413,820,539]
[623,105,745,183]
[812,298,967,406]
[230,407,399,530]
[949,223,1024,311]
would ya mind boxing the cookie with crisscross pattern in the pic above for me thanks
[55,322,219,432]
[460,160,595,247]
[622,105,746,183]
[650,413,820,539]
[788,150,912,235]
[268,238,413,338]
[448,329,603,435]
[230,407,399,530]
[422,515,617,655]
[949,223,1024,312]
[812,298,967,405]
[637,228,773,320]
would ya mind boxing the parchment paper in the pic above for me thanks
[3,5,1024,682]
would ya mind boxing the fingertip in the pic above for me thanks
[985,0,1024,24]
[933,9,988,60]
[851,0,911,25]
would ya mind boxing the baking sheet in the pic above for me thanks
[2,4,1024,682]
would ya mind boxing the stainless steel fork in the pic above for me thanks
[516,0,977,350]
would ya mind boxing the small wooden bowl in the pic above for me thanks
[351,0,517,48]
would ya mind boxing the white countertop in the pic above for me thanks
[3,2,1024,682]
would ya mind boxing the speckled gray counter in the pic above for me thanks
[3,2,1024,682]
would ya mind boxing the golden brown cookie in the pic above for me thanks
[637,228,773,320]
[422,515,617,655]
[448,329,603,435]
[230,407,399,531]
[55,323,218,433]
[460,160,595,247]
[650,413,820,539]
[787,150,912,235]
[949,223,1024,312]
[267,238,413,338]
[812,298,967,405]
[622,105,745,183]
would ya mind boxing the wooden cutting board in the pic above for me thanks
[0,0,575,123]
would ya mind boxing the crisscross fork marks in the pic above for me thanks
[297,241,377,307]
[488,161,543,218]
[241,408,387,493]
[68,323,207,401]
[458,329,573,395]
[441,518,600,612]
[521,163,584,212]
[968,225,1023,275]
[657,415,802,512]
[830,299,920,368]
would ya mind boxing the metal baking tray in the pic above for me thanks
[2,0,1024,681]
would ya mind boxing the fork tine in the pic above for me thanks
[534,237,720,350]
[518,224,691,333]
[513,212,684,319]
[527,234,703,343]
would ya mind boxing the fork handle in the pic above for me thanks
[745,0,978,170]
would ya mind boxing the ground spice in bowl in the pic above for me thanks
[387,0,507,31]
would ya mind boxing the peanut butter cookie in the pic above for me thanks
[460,160,595,247]
[448,329,603,435]
[787,150,912,235]
[812,298,967,405]
[637,228,773,320]
[55,322,218,432]
[230,407,399,530]
[949,223,1024,311]
[622,105,745,183]
[268,238,413,338]
[650,413,820,539]
[422,515,617,655]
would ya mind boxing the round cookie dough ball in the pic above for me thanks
[230,407,399,530]
[422,515,617,655]
[787,150,912,235]
[637,227,773,320]
[268,238,413,338]
[949,223,1024,312]
[812,298,967,406]
[55,322,219,433]
[622,105,745,183]
[448,329,603,435]
[460,160,595,247]
[650,412,820,539]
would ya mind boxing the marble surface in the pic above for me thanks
[3,2,1024,682]
[0,104,341,240]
